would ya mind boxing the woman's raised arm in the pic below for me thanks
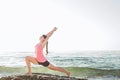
[46,27,57,37]
[41,27,57,47]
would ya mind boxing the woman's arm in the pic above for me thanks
[46,27,57,37]
[41,27,57,48]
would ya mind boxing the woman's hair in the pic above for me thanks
[42,35,48,54]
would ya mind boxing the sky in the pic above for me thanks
[0,0,120,52]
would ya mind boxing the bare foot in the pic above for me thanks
[66,72,70,77]
[26,72,32,75]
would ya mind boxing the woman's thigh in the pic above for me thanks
[26,56,38,65]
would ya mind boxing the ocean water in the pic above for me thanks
[0,51,120,80]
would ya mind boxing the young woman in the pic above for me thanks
[25,27,70,77]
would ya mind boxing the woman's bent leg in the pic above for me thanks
[25,56,38,74]
[47,64,70,77]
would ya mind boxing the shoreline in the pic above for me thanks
[0,73,87,80]
[0,66,120,79]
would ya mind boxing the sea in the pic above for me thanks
[0,50,120,80]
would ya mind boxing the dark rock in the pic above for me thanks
[0,73,87,80]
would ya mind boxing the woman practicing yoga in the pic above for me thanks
[25,27,70,77]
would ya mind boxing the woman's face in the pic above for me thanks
[39,36,45,41]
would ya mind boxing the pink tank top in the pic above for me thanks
[35,43,47,62]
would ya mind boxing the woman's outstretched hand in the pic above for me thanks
[53,27,57,31]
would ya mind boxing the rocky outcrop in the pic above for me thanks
[0,73,87,80]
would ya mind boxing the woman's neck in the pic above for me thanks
[40,40,44,44]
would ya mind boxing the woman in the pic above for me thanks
[25,27,70,77]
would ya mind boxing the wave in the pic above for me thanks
[0,66,120,77]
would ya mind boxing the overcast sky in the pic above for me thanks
[0,0,120,52]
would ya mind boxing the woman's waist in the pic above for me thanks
[35,52,45,57]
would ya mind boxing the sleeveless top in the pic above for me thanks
[35,43,47,62]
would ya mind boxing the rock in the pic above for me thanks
[0,73,87,80]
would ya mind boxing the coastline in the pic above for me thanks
[0,66,120,80]
[0,73,87,80]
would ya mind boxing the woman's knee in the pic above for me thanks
[25,56,30,61]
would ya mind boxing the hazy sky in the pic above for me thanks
[0,0,120,52]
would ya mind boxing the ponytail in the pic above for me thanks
[42,34,48,55]
[46,41,48,55]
